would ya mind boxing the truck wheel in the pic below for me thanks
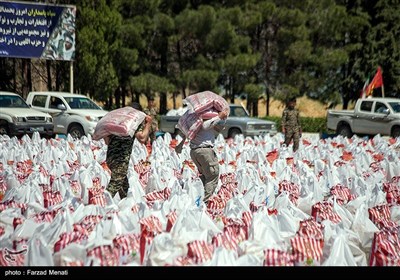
[337,124,353,138]
[391,126,400,138]
[68,124,84,139]
[228,128,241,139]
[0,122,9,135]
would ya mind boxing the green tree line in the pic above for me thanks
[1,0,399,115]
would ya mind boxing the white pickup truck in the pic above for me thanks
[0,91,54,138]
[327,97,400,138]
[26,91,108,138]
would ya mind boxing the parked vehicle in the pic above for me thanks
[327,97,400,138]
[0,91,54,138]
[160,104,277,138]
[26,91,108,138]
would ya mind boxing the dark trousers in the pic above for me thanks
[106,135,134,198]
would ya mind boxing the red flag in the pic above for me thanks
[365,67,383,96]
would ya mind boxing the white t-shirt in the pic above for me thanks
[189,116,224,149]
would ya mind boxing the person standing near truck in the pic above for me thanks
[281,97,302,152]
[143,96,159,144]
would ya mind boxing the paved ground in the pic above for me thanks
[301,132,390,141]
[301,132,321,140]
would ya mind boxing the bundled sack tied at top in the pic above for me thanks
[92,107,147,142]
[177,91,230,140]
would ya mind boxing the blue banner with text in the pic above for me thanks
[0,1,76,60]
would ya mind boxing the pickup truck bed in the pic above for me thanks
[327,109,354,116]
[327,97,400,138]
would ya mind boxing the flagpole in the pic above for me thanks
[382,85,385,97]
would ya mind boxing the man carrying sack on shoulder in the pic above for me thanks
[93,105,152,199]
[176,110,228,204]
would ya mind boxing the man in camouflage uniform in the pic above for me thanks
[281,97,302,152]
[143,96,159,143]
[106,114,152,198]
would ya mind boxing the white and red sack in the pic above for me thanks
[140,216,163,234]
[139,216,163,264]
[133,160,151,189]
[166,211,178,232]
[374,219,399,230]
[311,201,342,224]
[0,199,27,213]
[330,184,355,205]
[0,247,26,266]
[69,180,82,197]
[369,229,400,266]
[220,172,237,185]
[368,204,391,225]
[176,110,203,140]
[200,109,219,119]
[12,238,28,251]
[291,235,324,265]
[212,231,239,251]
[217,184,236,201]
[88,188,107,207]
[187,240,214,264]
[278,180,300,205]
[178,91,229,139]
[184,91,229,115]
[390,176,400,186]
[264,249,294,266]
[54,231,88,253]
[297,219,324,240]
[33,208,64,223]
[208,194,227,210]
[385,189,400,206]
[383,181,400,206]
[43,191,63,208]
[223,220,248,243]
[92,107,146,140]
[113,233,140,264]
[241,211,253,228]
[145,187,171,204]
[86,245,120,266]
[73,215,103,234]
[133,160,151,175]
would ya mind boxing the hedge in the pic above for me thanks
[263,116,334,133]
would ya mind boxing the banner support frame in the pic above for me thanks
[70,61,73,93]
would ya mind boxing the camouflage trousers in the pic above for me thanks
[106,135,134,199]
[284,128,301,152]
[148,124,157,144]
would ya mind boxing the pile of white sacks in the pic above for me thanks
[0,132,399,266]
